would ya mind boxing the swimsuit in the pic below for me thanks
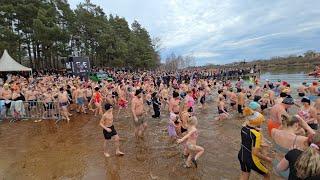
[59,102,68,107]
[134,116,146,127]
[94,93,102,104]
[103,125,117,140]
[238,104,243,114]
[44,102,54,110]
[298,93,305,97]
[267,120,281,136]
[218,107,227,114]
[238,125,268,175]
[77,97,84,105]
[118,99,128,108]
[200,95,205,104]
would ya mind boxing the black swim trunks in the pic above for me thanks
[44,102,54,111]
[5,101,11,108]
[28,100,37,107]
[238,104,243,114]
[200,96,205,104]
[253,95,261,102]
[298,93,305,97]
[308,123,318,130]
[103,125,117,140]
[218,108,227,114]
[230,102,236,107]
[261,104,268,111]
[181,126,188,133]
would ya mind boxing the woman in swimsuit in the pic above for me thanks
[271,115,316,177]
[177,116,204,168]
[298,97,318,130]
[93,87,103,116]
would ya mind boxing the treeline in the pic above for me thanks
[0,0,160,70]
[208,50,320,70]
[159,53,196,71]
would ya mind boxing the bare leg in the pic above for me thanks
[240,172,250,180]
[263,173,270,180]
[185,153,192,167]
[114,135,124,156]
[104,140,110,157]
[194,145,204,160]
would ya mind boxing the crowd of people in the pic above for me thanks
[0,68,320,179]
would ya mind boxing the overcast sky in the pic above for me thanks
[69,0,320,65]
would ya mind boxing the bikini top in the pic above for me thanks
[190,130,199,139]
[273,130,298,153]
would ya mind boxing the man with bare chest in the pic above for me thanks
[131,89,147,138]
[99,103,124,157]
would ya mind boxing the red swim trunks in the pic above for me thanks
[118,99,128,108]
[267,120,281,136]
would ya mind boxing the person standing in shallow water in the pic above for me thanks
[99,103,124,158]
[131,89,147,138]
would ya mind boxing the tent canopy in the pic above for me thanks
[0,50,32,72]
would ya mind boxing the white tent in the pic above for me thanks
[0,49,32,72]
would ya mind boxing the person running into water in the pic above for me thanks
[237,88,245,115]
[238,106,272,180]
[298,97,318,130]
[58,87,71,122]
[177,116,204,168]
[99,103,124,157]
[229,88,237,111]
[92,87,103,116]
[259,94,270,112]
[74,85,87,114]
[268,95,294,135]
[117,84,128,118]
[131,89,147,138]
[297,82,308,98]
[215,96,229,121]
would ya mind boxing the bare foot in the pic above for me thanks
[104,152,110,157]
[116,151,125,156]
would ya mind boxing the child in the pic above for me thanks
[177,116,204,168]
[238,107,272,180]
[151,92,161,118]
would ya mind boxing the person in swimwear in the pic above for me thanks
[58,87,71,122]
[268,95,294,136]
[177,116,204,168]
[74,85,87,114]
[117,85,128,118]
[229,88,237,111]
[259,94,270,112]
[237,88,245,115]
[215,96,229,121]
[238,106,272,180]
[298,97,318,130]
[131,89,147,138]
[297,82,308,98]
[92,87,103,116]
[99,103,124,157]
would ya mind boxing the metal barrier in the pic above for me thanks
[0,100,61,123]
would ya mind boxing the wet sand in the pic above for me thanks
[0,101,282,180]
